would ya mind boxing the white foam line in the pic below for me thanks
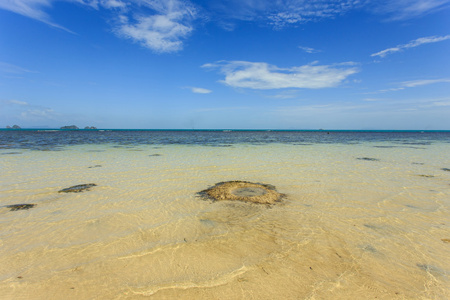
[132,265,248,296]
[117,247,163,260]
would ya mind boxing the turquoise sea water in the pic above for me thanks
[1,130,449,299]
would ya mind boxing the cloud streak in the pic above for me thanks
[0,0,75,32]
[0,62,37,74]
[372,0,450,21]
[203,61,359,90]
[190,87,212,94]
[374,78,450,93]
[371,35,450,58]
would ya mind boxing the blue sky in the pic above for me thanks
[1,0,449,129]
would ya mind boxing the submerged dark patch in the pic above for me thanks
[198,181,285,205]
[417,175,434,178]
[58,183,97,193]
[441,168,450,172]
[1,152,22,155]
[6,204,36,211]
[357,157,380,161]
[362,245,377,253]
[88,165,102,168]
[364,224,379,230]
[149,154,162,156]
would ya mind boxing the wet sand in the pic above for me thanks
[0,142,449,299]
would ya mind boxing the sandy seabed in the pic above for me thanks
[0,142,449,299]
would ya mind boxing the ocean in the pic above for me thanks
[1,130,449,299]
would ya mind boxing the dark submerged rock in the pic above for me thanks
[357,157,380,161]
[441,168,450,172]
[58,183,97,193]
[7,204,36,211]
[198,180,285,205]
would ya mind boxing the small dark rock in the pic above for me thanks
[7,204,36,211]
[149,154,162,156]
[88,165,102,168]
[357,157,380,161]
[58,184,97,193]
[441,168,450,172]
[417,175,434,178]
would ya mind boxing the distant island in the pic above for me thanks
[6,125,21,129]
[60,125,79,129]
[60,125,97,130]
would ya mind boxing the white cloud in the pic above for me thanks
[371,0,450,20]
[114,0,198,53]
[203,61,359,90]
[298,46,321,53]
[6,99,29,105]
[117,12,194,53]
[371,35,450,58]
[190,87,212,94]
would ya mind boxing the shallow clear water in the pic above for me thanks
[1,131,449,299]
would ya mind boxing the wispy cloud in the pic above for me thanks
[371,35,450,58]
[374,78,450,93]
[1,99,61,122]
[203,60,359,90]
[5,99,29,105]
[190,87,212,94]
[298,46,321,54]
[0,0,76,32]
[371,0,450,21]
[0,62,37,74]
[203,0,364,29]
[400,78,450,87]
